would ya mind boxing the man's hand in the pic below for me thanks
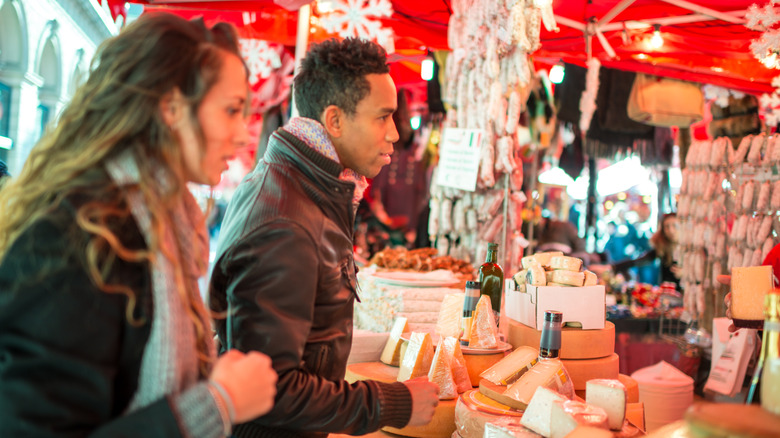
[716,274,737,333]
[404,377,439,427]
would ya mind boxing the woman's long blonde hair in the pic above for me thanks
[0,13,244,375]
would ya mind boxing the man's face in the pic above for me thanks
[333,73,399,178]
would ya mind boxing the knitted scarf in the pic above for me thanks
[283,116,368,206]
[104,149,214,413]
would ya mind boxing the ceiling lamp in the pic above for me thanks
[650,24,664,49]
[421,58,434,81]
[549,64,565,84]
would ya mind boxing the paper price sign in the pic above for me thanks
[436,128,483,192]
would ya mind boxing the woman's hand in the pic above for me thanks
[211,349,278,423]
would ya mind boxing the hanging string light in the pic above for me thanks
[650,24,664,49]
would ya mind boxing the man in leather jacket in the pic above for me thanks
[208,38,439,438]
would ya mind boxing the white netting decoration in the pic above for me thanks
[319,0,395,54]
[239,39,283,85]
[747,1,780,125]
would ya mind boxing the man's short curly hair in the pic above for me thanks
[294,38,389,120]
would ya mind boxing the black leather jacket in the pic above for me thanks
[209,129,412,438]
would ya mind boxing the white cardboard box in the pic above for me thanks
[504,280,606,330]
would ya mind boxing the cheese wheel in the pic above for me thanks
[562,354,620,390]
[551,270,585,287]
[344,361,458,437]
[463,350,507,386]
[618,374,640,404]
[506,319,615,359]
[456,389,522,438]
[550,256,583,272]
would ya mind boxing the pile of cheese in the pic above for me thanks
[513,252,598,290]
[381,294,501,400]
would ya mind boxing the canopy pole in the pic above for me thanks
[290,4,311,118]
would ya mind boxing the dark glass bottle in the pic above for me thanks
[539,310,563,359]
[478,242,504,322]
[460,281,481,346]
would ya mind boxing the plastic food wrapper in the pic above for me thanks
[442,336,472,392]
[397,332,433,381]
[550,399,609,437]
[429,337,458,400]
[468,295,498,349]
[484,417,542,437]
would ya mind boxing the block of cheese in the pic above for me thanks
[626,402,645,432]
[455,389,522,438]
[519,386,568,437]
[380,317,409,366]
[468,295,498,349]
[586,379,627,430]
[429,338,458,400]
[583,270,598,286]
[550,255,583,272]
[549,400,609,438]
[479,379,527,410]
[551,270,585,286]
[397,332,434,381]
[436,293,465,338]
[503,360,569,408]
[545,270,554,284]
[506,319,615,359]
[442,337,472,392]
[521,256,540,270]
[562,354,620,390]
[731,265,774,328]
[462,347,510,385]
[484,417,542,437]
[526,264,547,286]
[480,345,538,385]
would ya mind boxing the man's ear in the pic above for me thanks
[320,105,343,138]
[159,88,184,128]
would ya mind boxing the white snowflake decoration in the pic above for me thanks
[319,0,396,53]
[702,84,745,108]
[239,39,282,85]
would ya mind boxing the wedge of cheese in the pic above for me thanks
[468,295,498,349]
[429,338,458,400]
[519,386,567,437]
[380,317,409,366]
[512,270,528,286]
[441,336,472,392]
[550,255,583,272]
[549,400,609,438]
[397,332,434,381]
[731,265,774,328]
[435,293,465,339]
[480,345,539,385]
[504,360,568,408]
[586,379,627,430]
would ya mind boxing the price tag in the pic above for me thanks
[436,128,483,191]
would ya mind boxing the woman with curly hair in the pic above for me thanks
[0,13,276,437]
[613,212,681,289]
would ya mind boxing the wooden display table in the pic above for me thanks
[346,361,457,438]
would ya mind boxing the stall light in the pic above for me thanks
[549,64,565,84]
[605,200,614,210]
[410,115,421,130]
[538,166,574,186]
[643,195,652,204]
[617,192,627,201]
[316,0,334,14]
[650,24,663,49]
[421,58,434,81]
[762,50,780,69]
[668,167,681,188]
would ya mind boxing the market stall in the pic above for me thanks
[98,0,780,436]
